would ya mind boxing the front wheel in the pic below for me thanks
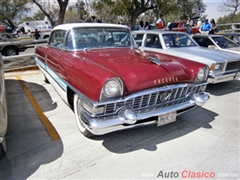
[3,46,19,56]
[73,94,93,137]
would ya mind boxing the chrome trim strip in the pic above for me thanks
[35,57,67,92]
[0,137,3,144]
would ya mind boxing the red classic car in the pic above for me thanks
[35,23,210,137]
[168,21,199,34]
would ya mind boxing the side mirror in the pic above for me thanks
[208,45,217,49]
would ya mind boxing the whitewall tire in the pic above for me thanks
[74,94,93,137]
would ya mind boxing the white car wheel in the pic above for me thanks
[73,94,93,137]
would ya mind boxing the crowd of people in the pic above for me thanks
[85,15,218,35]
[136,16,217,35]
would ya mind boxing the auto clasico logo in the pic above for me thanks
[157,170,215,178]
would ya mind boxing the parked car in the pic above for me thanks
[132,30,240,84]
[0,32,27,56]
[167,21,199,34]
[192,34,240,55]
[35,23,210,137]
[216,33,240,45]
[0,54,8,158]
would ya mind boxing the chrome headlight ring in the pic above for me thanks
[213,63,222,71]
[100,77,123,101]
[195,66,209,82]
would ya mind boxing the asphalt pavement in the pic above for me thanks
[0,67,239,180]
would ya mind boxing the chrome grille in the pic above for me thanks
[102,84,206,116]
[226,61,240,71]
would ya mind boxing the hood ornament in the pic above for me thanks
[149,57,161,65]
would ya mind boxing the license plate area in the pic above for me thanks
[157,111,176,126]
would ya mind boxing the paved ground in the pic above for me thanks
[0,69,239,180]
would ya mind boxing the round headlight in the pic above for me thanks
[100,78,123,101]
[197,68,205,81]
[213,63,221,71]
[104,80,120,97]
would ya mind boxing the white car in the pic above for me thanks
[192,34,240,54]
[132,30,240,84]
[0,54,7,158]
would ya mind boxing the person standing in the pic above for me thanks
[209,18,216,34]
[27,30,32,37]
[197,18,202,28]
[139,21,144,30]
[33,29,40,40]
[197,18,202,33]
[200,19,212,35]
[186,16,193,34]
[144,21,150,30]
[85,16,96,23]
[156,16,165,29]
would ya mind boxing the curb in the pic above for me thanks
[4,65,39,73]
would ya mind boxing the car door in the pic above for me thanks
[46,30,66,79]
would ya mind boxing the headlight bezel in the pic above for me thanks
[99,77,123,101]
[195,66,209,83]
[210,63,224,72]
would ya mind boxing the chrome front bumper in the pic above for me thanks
[82,92,210,135]
[208,71,240,84]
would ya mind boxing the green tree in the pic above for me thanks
[217,12,240,24]
[64,10,79,23]
[0,0,30,29]
[74,0,89,22]
[93,0,157,29]
[173,0,206,20]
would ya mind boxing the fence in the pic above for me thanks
[216,23,240,33]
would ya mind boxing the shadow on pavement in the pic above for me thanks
[206,79,240,96]
[0,79,63,180]
[91,107,217,153]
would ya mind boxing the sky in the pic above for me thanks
[203,0,228,20]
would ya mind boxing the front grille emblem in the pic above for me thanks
[160,92,172,102]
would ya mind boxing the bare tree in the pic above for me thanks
[218,0,240,20]
[32,0,69,26]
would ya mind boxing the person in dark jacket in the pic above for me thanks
[85,16,96,23]
[33,29,40,40]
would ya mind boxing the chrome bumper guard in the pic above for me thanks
[82,92,210,135]
[208,71,240,84]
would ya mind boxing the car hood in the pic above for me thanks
[223,47,240,54]
[75,48,194,93]
[168,46,240,64]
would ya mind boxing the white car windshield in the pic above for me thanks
[211,36,240,49]
[66,27,132,50]
[162,34,198,48]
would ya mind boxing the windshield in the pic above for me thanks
[66,27,132,50]
[162,34,198,48]
[211,36,240,49]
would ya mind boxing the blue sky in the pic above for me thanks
[203,0,228,20]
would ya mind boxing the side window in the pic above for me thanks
[132,34,144,46]
[194,37,214,47]
[145,34,162,48]
[49,30,66,49]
